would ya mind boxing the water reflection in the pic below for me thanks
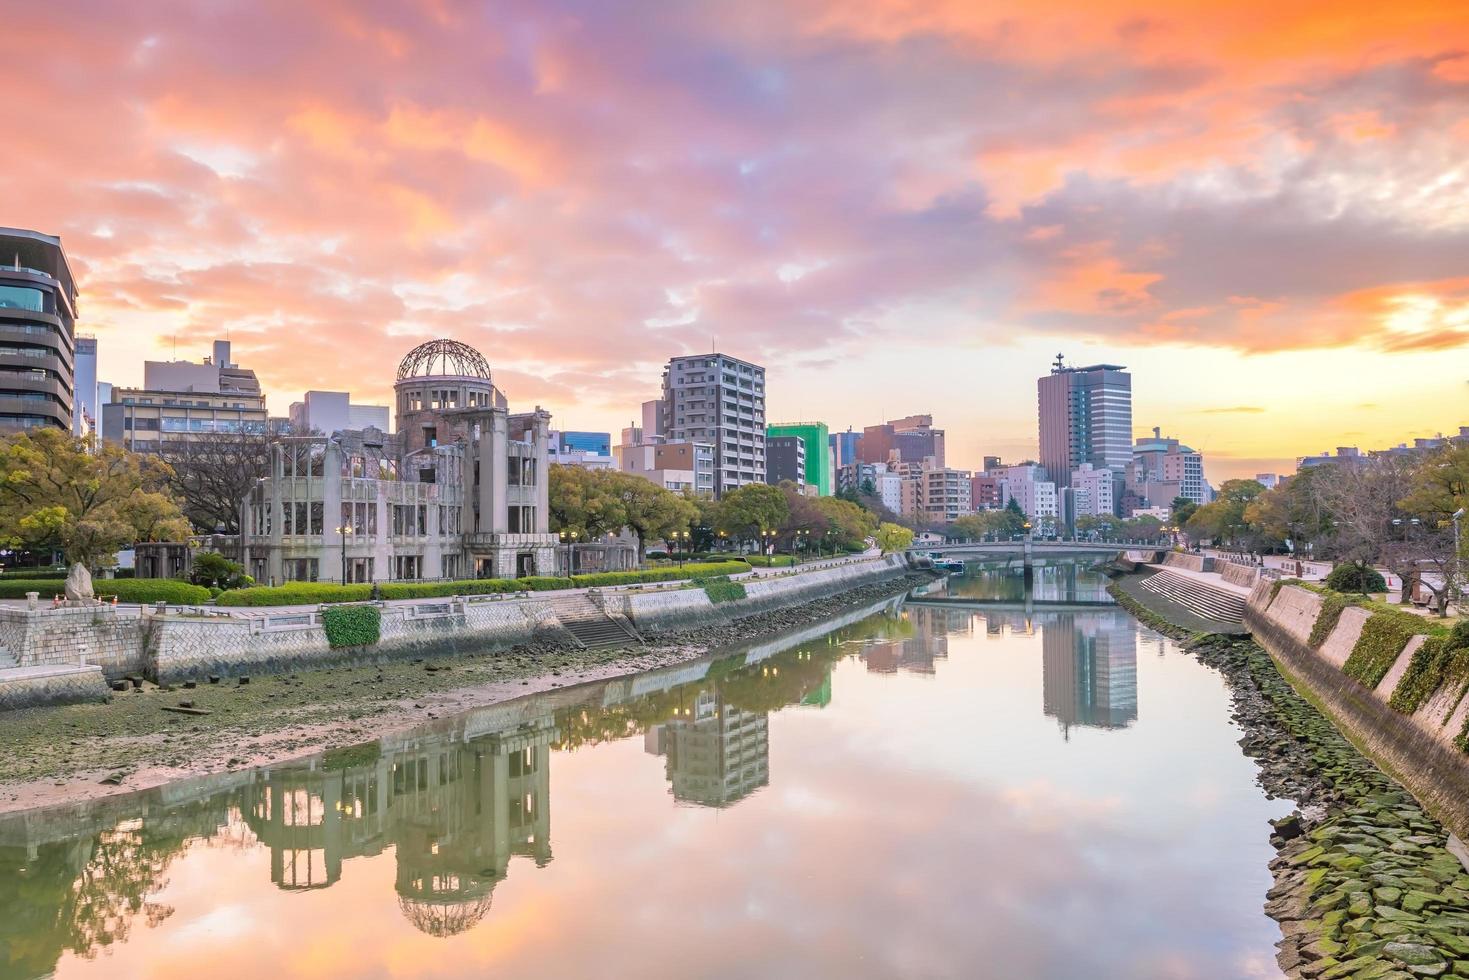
[0,566,1282,978]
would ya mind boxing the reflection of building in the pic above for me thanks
[649,689,770,807]
[1042,613,1138,735]
[860,606,964,673]
[242,715,555,936]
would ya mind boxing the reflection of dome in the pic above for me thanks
[396,339,492,382]
[397,894,495,938]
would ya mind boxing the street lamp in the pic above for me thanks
[559,529,580,574]
[335,524,350,583]
[1452,508,1466,606]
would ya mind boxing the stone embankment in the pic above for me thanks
[0,555,913,709]
[1110,581,1469,978]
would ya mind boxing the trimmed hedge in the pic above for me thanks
[215,562,754,606]
[702,576,747,604]
[322,604,381,648]
[1343,608,1430,689]
[0,577,210,604]
[745,555,796,568]
[0,569,67,580]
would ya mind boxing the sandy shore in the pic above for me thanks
[0,574,924,814]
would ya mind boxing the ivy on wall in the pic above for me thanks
[322,604,381,648]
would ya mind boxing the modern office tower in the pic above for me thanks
[73,335,98,437]
[0,227,78,434]
[547,430,614,469]
[288,390,391,436]
[661,353,766,496]
[1042,613,1139,735]
[1037,356,1133,480]
[765,435,807,487]
[767,422,831,495]
[1130,427,1207,507]
[102,338,272,452]
[860,414,945,467]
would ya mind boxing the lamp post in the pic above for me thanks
[1452,508,1465,607]
[336,524,350,584]
[718,529,727,554]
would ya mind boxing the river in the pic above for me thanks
[0,562,1290,979]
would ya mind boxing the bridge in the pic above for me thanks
[911,540,1157,577]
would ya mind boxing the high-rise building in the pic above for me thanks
[765,435,807,487]
[995,463,1058,520]
[1042,613,1139,734]
[830,427,863,469]
[914,467,973,525]
[0,227,78,434]
[289,390,391,436]
[548,430,614,469]
[767,422,830,495]
[73,335,98,438]
[1070,463,1116,517]
[1037,356,1132,481]
[860,414,945,467]
[661,353,766,496]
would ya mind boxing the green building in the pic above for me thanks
[766,422,831,496]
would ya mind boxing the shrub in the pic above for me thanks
[378,576,574,599]
[1309,592,1361,648]
[1343,609,1431,689]
[322,604,381,648]
[1324,563,1387,594]
[746,555,796,568]
[189,551,251,590]
[0,568,66,580]
[0,577,211,603]
[702,576,747,604]
[218,582,374,606]
[572,560,749,588]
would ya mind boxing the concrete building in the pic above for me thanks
[73,335,97,438]
[767,422,831,496]
[1070,463,1116,518]
[661,353,766,495]
[1038,356,1133,482]
[651,688,770,808]
[288,390,391,436]
[1131,428,1207,505]
[860,414,945,468]
[765,435,807,487]
[914,467,973,525]
[618,439,715,495]
[971,473,1002,510]
[1255,473,1282,489]
[875,470,904,514]
[0,227,78,434]
[830,427,862,469]
[241,339,557,583]
[102,339,280,453]
[995,463,1058,520]
[548,430,614,469]
[836,460,880,495]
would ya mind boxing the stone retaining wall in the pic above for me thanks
[1219,561,1260,589]
[0,606,149,679]
[1161,551,1213,573]
[1245,583,1469,837]
[0,665,111,710]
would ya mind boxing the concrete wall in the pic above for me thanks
[1219,561,1260,589]
[1246,583,1469,837]
[1161,552,1213,573]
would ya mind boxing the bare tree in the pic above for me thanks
[159,433,273,533]
[1308,455,1416,595]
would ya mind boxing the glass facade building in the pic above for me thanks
[0,228,77,434]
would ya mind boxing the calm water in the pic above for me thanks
[0,564,1289,979]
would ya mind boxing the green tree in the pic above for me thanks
[0,428,192,569]
[547,464,627,539]
[611,471,698,560]
[1170,495,1198,526]
[875,522,913,554]
[812,496,877,550]
[715,484,789,547]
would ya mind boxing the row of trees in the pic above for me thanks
[0,429,193,569]
[547,466,912,558]
[1182,444,1468,614]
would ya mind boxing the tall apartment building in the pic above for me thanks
[1130,428,1207,507]
[0,227,77,434]
[1070,463,1116,518]
[767,422,831,495]
[995,463,1059,519]
[288,390,390,436]
[915,468,973,525]
[101,339,273,452]
[661,353,765,496]
[765,435,807,487]
[860,414,945,467]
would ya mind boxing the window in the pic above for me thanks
[0,285,47,313]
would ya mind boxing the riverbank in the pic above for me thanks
[0,572,929,815]
[1110,581,1469,978]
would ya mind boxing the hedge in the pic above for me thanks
[1323,563,1387,594]
[322,604,381,648]
[1343,608,1431,689]
[0,569,67,580]
[0,577,210,604]
[745,555,795,568]
[215,562,753,606]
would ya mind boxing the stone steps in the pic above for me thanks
[1140,570,1247,625]
[542,594,643,650]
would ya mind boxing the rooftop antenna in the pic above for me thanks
[1052,352,1065,373]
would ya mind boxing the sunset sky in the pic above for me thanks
[5,0,1468,481]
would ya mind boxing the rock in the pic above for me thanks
[182,681,196,690]
[1382,942,1446,971]
[1273,814,1306,841]
[64,562,94,601]
[110,681,127,692]
[238,676,250,685]
[1374,886,1404,905]
[209,675,221,684]
[99,771,126,785]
